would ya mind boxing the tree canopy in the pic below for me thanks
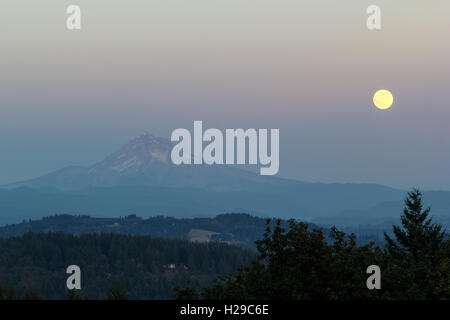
[176,189,449,300]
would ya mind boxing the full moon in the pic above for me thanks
[373,89,394,110]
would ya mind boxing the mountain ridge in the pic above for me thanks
[1,133,448,227]
[4,133,289,192]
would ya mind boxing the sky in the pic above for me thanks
[1,0,450,190]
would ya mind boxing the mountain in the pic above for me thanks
[1,133,449,227]
[6,133,282,192]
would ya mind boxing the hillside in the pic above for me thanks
[0,213,294,248]
[0,232,254,299]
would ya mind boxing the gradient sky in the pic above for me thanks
[1,0,450,190]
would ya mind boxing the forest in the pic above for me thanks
[0,189,448,300]
[175,189,449,300]
[0,213,295,249]
[0,213,383,247]
[0,232,254,299]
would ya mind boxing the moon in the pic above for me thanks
[373,89,394,110]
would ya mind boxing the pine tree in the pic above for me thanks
[384,188,445,260]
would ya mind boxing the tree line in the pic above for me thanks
[0,233,254,299]
[1,188,448,300]
[175,189,449,299]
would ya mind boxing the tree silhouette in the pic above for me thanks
[175,189,449,300]
[384,188,445,260]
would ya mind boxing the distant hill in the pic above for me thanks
[0,182,409,226]
[2,212,418,248]
[0,213,297,248]
[313,190,450,229]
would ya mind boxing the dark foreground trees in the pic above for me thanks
[0,233,253,299]
[176,189,449,300]
[0,189,448,300]
[385,188,446,260]
[383,188,449,299]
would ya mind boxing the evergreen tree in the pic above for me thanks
[0,232,252,299]
[179,219,386,300]
[175,198,449,300]
[384,188,446,260]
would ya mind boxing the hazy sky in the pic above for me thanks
[1,0,450,190]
